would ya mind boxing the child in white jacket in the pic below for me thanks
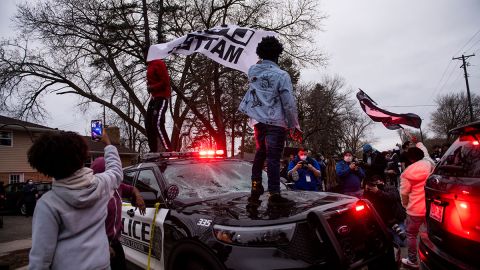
[400,141,435,268]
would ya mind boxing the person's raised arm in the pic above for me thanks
[98,129,122,190]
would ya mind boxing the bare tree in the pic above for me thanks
[430,92,480,142]
[340,113,374,153]
[0,0,327,153]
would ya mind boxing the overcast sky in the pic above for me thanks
[1,0,480,151]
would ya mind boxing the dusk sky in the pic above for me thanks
[1,0,479,151]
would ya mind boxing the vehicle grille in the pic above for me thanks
[279,222,327,264]
[325,209,388,265]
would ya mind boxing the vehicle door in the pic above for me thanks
[121,168,169,270]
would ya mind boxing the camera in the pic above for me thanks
[392,223,406,240]
[299,160,309,168]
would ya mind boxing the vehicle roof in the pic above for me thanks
[123,157,247,171]
[449,120,480,135]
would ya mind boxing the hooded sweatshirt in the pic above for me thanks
[400,142,435,217]
[28,145,122,270]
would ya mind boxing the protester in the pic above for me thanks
[336,150,365,198]
[22,179,38,217]
[27,131,122,270]
[238,36,302,205]
[315,153,327,190]
[364,175,406,246]
[399,140,413,171]
[430,144,442,161]
[399,138,435,268]
[362,144,387,178]
[287,148,322,191]
[145,48,173,152]
[91,157,146,270]
[385,149,401,187]
[324,157,338,192]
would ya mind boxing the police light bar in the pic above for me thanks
[141,149,226,161]
[199,149,225,158]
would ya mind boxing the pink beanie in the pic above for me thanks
[90,157,105,174]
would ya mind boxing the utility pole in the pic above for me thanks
[452,53,475,122]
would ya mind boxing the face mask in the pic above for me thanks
[299,155,307,161]
[344,156,353,162]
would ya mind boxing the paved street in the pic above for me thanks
[0,215,32,269]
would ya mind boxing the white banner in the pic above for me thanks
[147,25,278,73]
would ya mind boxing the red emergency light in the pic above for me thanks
[198,149,226,158]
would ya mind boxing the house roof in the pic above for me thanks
[83,136,138,156]
[0,115,55,131]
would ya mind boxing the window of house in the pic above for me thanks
[9,174,23,184]
[0,132,12,146]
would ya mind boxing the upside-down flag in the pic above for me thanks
[356,89,422,130]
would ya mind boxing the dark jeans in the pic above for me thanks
[405,215,425,263]
[146,97,172,152]
[110,239,126,270]
[251,123,286,193]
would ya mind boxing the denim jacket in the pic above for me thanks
[238,60,300,129]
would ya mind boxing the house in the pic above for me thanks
[0,115,138,185]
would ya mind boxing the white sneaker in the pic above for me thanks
[401,258,419,268]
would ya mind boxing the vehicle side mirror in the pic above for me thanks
[165,185,179,201]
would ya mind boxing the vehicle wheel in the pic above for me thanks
[167,241,224,270]
[20,203,27,216]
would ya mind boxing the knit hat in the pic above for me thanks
[90,157,105,174]
[363,144,373,153]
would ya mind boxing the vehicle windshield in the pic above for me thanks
[434,135,480,178]
[162,160,269,200]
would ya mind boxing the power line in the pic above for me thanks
[452,28,480,57]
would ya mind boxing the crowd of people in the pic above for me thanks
[21,36,447,269]
[276,137,445,268]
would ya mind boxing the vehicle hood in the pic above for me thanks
[175,191,357,226]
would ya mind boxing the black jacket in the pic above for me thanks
[363,185,406,227]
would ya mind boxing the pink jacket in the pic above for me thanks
[400,143,435,216]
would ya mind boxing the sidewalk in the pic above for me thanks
[0,216,32,269]
[0,239,31,257]
[0,240,30,270]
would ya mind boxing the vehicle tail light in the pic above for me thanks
[355,202,365,212]
[473,141,479,146]
[216,150,224,155]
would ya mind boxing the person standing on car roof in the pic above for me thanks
[91,157,146,270]
[399,137,435,269]
[288,148,322,191]
[145,47,173,153]
[27,130,122,270]
[239,36,302,205]
[22,179,38,217]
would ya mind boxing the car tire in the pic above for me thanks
[20,203,27,216]
[167,241,224,270]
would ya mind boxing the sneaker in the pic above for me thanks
[401,258,419,269]
[251,181,264,196]
[268,193,294,206]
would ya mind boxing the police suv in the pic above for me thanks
[120,150,395,270]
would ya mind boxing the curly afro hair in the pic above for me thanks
[256,36,283,62]
[406,147,424,163]
[28,131,89,180]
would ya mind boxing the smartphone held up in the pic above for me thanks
[91,120,103,141]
